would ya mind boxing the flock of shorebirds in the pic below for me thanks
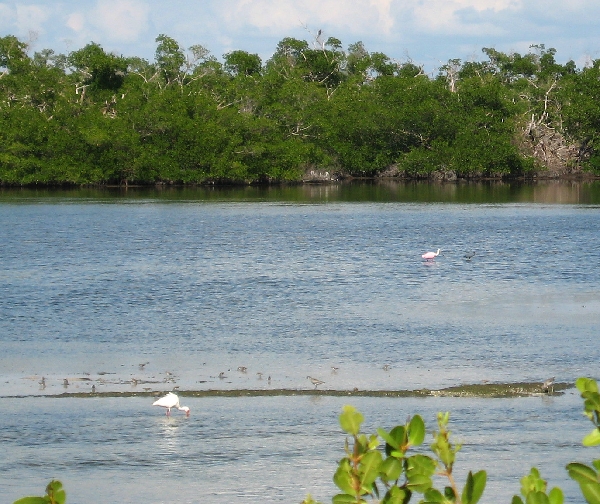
[33,365,558,418]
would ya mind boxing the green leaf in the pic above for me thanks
[583,429,600,447]
[359,450,383,488]
[382,485,409,504]
[334,460,356,495]
[340,405,364,436]
[444,486,456,501]
[333,493,361,504]
[46,480,66,504]
[580,482,600,504]
[547,487,564,504]
[567,463,599,485]
[576,378,599,394]
[377,428,401,452]
[406,473,432,493]
[380,457,403,482]
[408,415,426,446]
[512,497,525,504]
[525,491,550,504]
[462,470,487,504]
[424,488,445,503]
[406,454,437,477]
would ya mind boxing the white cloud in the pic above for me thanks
[218,0,396,37]
[13,4,49,35]
[409,0,521,35]
[90,0,149,43]
[0,4,16,31]
[66,12,85,33]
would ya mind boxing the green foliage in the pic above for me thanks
[565,378,600,504]
[332,405,485,504]
[223,50,262,77]
[2,34,600,186]
[68,42,127,92]
[511,468,564,504]
[13,480,65,504]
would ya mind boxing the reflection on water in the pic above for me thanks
[1,179,600,204]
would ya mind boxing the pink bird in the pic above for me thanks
[152,392,190,417]
[421,248,441,260]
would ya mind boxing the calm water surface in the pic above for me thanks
[1,182,599,503]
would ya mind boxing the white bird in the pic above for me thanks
[307,376,325,389]
[422,249,441,260]
[152,392,190,417]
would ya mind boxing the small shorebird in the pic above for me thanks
[139,362,149,370]
[91,385,96,393]
[382,364,391,371]
[307,376,325,389]
[542,377,555,394]
[63,378,69,387]
[331,367,339,374]
[256,372,263,380]
[237,366,247,373]
[218,372,226,379]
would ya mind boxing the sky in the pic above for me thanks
[1,0,600,74]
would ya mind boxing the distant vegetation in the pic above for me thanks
[1,33,600,186]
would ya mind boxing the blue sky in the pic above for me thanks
[1,0,599,74]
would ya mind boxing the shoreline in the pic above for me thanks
[3,381,572,399]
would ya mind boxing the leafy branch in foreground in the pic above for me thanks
[324,405,486,504]
[565,377,600,504]
[12,480,65,504]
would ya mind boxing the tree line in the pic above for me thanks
[1,33,599,186]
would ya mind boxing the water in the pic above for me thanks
[1,182,599,503]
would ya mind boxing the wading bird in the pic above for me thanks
[422,249,441,260]
[307,376,325,389]
[152,392,190,417]
[542,377,555,394]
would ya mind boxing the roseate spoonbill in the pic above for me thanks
[542,377,555,394]
[307,376,325,389]
[422,249,441,260]
[152,392,190,416]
